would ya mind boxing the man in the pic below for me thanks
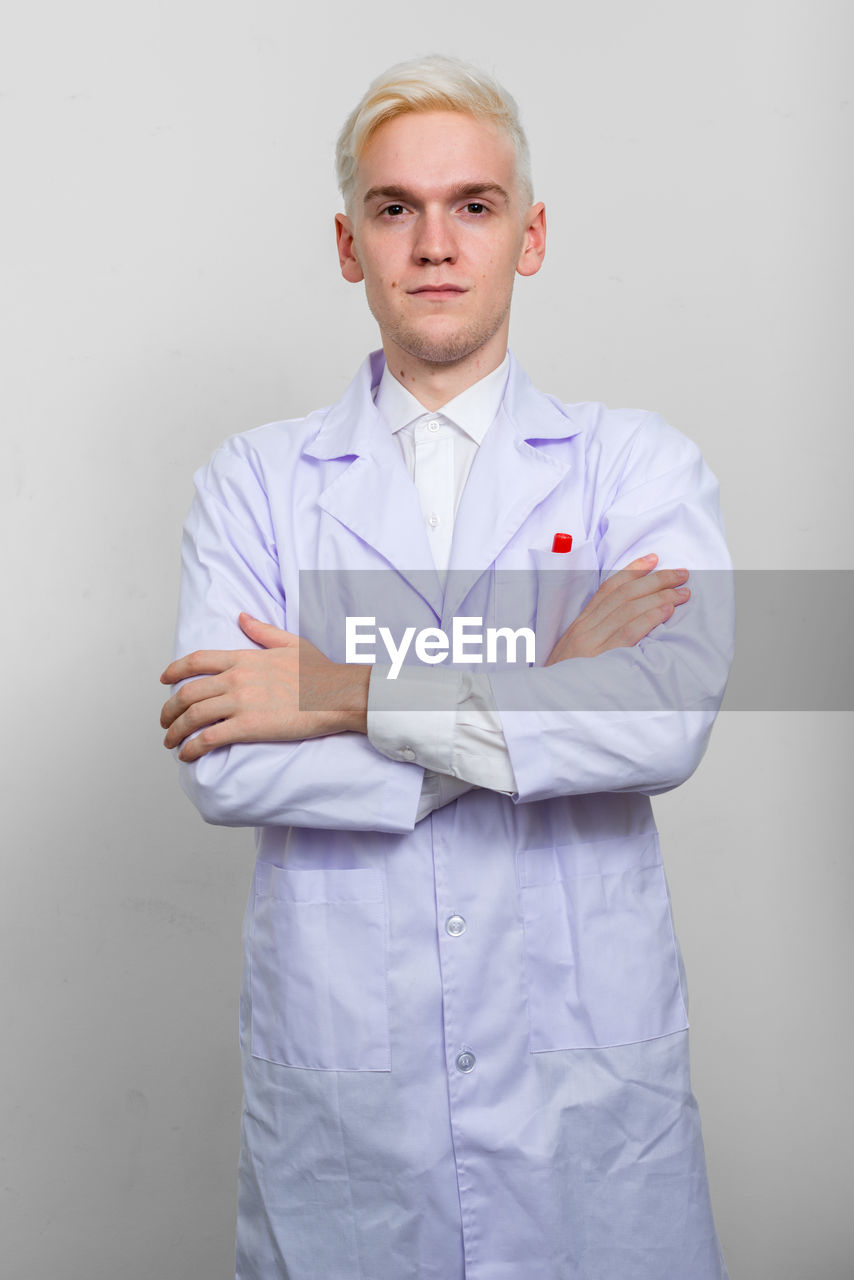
[161,55,732,1279]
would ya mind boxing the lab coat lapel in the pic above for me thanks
[303,352,444,620]
[443,355,584,622]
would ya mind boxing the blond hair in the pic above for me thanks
[335,55,533,213]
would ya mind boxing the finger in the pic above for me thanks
[160,649,236,685]
[602,563,689,602]
[238,613,295,649]
[590,587,690,654]
[176,718,237,763]
[574,555,659,624]
[594,554,659,601]
[609,597,683,649]
[160,675,229,729]
[561,557,658,639]
[626,566,689,597]
[163,694,234,751]
[568,566,688,647]
[588,568,688,636]
[600,567,689,620]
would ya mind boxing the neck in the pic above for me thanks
[380,332,509,410]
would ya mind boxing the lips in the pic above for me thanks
[410,285,467,297]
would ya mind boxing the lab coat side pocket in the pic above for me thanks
[516,835,689,1050]
[249,864,390,1072]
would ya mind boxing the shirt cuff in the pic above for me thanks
[367,667,517,797]
[454,673,516,795]
[367,665,460,772]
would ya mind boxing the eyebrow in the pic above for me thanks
[362,182,512,207]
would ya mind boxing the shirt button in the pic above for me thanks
[446,914,467,936]
[428,513,440,528]
[427,419,440,432]
[400,746,416,761]
[456,1050,476,1074]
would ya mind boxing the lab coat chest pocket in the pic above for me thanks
[516,835,688,1050]
[530,542,600,664]
[249,864,390,1071]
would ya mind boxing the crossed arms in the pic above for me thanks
[160,406,733,829]
[160,555,691,763]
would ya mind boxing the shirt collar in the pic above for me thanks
[374,353,510,446]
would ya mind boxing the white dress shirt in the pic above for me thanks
[367,356,517,819]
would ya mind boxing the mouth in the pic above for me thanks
[409,284,467,299]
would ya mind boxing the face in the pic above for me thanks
[335,111,545,372]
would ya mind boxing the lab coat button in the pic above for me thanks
[428,513,440,528]
[400,746,416,761]
[427,419,440,432]
[446,914,466,936]
[455,1050,476,1073]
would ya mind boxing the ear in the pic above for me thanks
[515,201,546,278]
[335,213,364,284]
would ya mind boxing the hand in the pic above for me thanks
[544,554,690,665]
[159,614,370,762]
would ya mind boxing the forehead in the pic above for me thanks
[355,110,517,198]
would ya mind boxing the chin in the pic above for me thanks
[394,322,500,367]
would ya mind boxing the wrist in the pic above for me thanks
[337,663,371,734]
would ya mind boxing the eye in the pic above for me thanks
[382,204,406,217]
[464,202,487,215]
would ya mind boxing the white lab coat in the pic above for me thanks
[173,350,733,1279]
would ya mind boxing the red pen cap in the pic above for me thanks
[551,533,573,553]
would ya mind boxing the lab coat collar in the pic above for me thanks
[304,351,444,616]
[303,348,584,459]
[303,350,585,622]
[304,349,387,461]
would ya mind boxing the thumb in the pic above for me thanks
[238,612,293,648]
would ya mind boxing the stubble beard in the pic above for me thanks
[370,293,514,368]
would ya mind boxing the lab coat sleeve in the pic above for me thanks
[488,413,735,801]
[170,443,423,831]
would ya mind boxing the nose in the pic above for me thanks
[413,207,458,264]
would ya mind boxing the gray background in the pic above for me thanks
[3,1,852,1276]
